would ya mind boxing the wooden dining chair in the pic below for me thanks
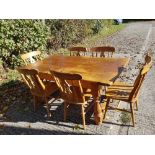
[50,70,92,129]
[68,47,87,56]
[21,51,42,65]
[103,54,152,126]
[18,68,58,118]
[89,46,115,94]
[89,46,115,57]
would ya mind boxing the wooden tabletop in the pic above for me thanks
[20,55,129,85]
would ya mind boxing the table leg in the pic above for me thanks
[91,83,103,125]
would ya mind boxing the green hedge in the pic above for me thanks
[0,20,49,68]
[46,19,114,50]
[46,20,91,50]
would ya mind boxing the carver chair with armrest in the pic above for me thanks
[18,68,58,118]
[68,47,87,56]
[21,51,42,65]
[50,70,93,129]
[89,46,115,58]
[103,53,152,126]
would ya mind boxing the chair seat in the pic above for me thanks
[106,82,133,101]
[31,81,58,97]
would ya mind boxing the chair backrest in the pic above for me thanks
[21,51,41,65]
[129,54,152,102]
[18,68,46,95]
[68,47,87,56]
[89,46,115,57]
[50,70,85,103]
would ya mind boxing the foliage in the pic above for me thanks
[45,19,114,51]
[0,57,5,81]
[6,70,20,82]
[0,20,49,68]
[120,111,131,124]
[78,24,125,47]
[0,69,20,85]
[0,58,2,66]
[91,19,114,34]
[46,20,90,50]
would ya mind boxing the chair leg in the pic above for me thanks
[81,105,86,129]
[135,100,138,111]
[44,97,51,118]
[130,102,135,127]
[64,102,68,122]
[103,98,110,120]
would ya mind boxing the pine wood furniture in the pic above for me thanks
[68,47,87,56]
[18,68,58,118]
[50,71,93,129]
[21,51,42,65]
[89,46,115,57]
[103,54,152,126]
[19,55,129,125]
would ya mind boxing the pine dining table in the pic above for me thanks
[20,54,129,125]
